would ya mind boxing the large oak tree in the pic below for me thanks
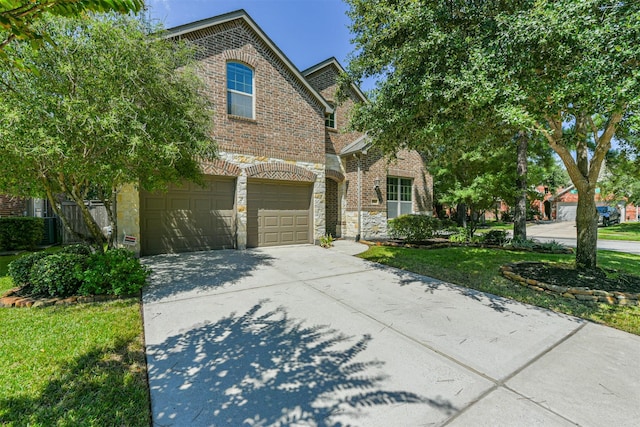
[0,14,216,250]
[345,0,640,269]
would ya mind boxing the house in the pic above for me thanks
[551,185,637,222]
[116,10,432,256]
[0,195,27,217]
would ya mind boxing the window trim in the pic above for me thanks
[386,176,413,219]
[325,102,336,129]
[226,61,255,119]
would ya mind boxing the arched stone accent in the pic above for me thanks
[244,163,316,182]
[326,169,345,183]
[201,159,241,177]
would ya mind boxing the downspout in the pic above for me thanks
[355,153,362,242]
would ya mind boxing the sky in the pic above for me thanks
[145,0,375,91]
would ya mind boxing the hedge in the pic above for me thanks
[0,217,44,251]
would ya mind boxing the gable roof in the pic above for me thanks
[165,9,333,114]
[340,134,371,156]
[302,57,368,103]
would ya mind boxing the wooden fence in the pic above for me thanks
[60,201,110,244]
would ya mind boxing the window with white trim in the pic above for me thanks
[325,102,336,128]
[387,177,413,219]
[227,62,254,118]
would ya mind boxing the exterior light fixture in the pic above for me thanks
[374,177,380,189]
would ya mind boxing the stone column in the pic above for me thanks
[235,176,247,249]
[116,184,140,255]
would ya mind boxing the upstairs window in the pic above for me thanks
[325,102,336,128]
[227,62,254,119]
[387,177,413,219]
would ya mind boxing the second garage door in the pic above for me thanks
[247,180,312,247]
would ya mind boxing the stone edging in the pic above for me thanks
[0,287,125,308]
[500,263,640,306]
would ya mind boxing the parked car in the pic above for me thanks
[596,206,621,226]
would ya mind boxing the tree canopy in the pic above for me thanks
[0,13,216,250]
[0,0,143,54]
[345,0,640,269]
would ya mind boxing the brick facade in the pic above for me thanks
[116,10,433,253]
[0,195,26,217]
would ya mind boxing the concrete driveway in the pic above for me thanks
[142,241,640,426]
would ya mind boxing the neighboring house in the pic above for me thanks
[0,195,27,217]
[116,9,432,256]
[551,185,637,222]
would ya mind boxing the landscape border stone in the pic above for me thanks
[0,287,127,308]
[500,263,640,306]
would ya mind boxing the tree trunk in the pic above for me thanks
[575,187,598,270]
[456,203,467,228]
[513,131,528,241]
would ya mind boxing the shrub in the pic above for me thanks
[448,228,469,243]
[482,230,509,246]
[60,244,93,256]
[8,252,53,291]
[79,249,150,296]
[29,253,87,297]
[508,237,537,250]
[0,217,44,250]
[319,234,334,248]
[388,214,441,242]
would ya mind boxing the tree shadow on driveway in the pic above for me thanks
[142,250,275,304]
[146,302,457,426]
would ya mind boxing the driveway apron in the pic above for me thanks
[142,242,640,426]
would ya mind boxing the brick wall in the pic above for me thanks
[305,65,365,155]
[325,178,339,236]
[0,195,26,217]
[180,19,325,164]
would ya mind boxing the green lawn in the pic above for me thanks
[598,222,640,241]
[359,246,640,336]
[0,254,150,426]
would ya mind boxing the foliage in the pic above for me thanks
[0,0,143,55]
[7,251,52,291]
[600,150,640,206]
[482,230,509,246]
[0,13,216,250]
[448,228,469,244]
[319,234,334,248]
[344,0,640,269]
[60,243,93,256]
[78,248,149,296]
[29,252,87,297]
[0,217,43,250]
[388,214,441,242]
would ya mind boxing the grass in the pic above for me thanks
[598,222,640,241]
[0,252,150,426]
[359,246,640,336]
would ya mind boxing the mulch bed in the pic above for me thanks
[508,262,640,294]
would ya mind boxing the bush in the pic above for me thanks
[29,253,87,297]
[8,252,53,291]
[388,214,441,242]
[79,249,150,296]
[448,228,469,243]
[0,217,44,250]
[482,230,509,246]
[60,244,93,256]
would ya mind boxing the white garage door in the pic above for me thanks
[556,203,577,222]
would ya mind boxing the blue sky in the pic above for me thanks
[146,0,374,91]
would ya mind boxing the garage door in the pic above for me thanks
[139,177,235,255]
[247,180,312,247]
[556,202,577,222]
